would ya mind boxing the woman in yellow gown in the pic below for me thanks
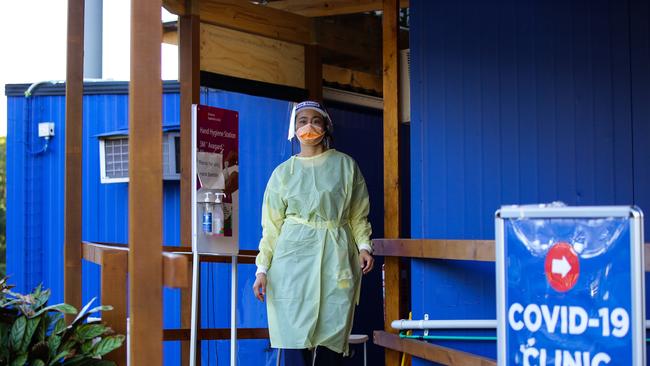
[252,101,374,366]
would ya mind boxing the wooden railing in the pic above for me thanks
[374,331,497,366]
[81,242,266,366]
[371,239,650,366]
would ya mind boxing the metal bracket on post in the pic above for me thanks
[423,314,429,336]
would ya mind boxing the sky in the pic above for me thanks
[0,0,179,136]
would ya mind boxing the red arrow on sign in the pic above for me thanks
[544,242,580,292]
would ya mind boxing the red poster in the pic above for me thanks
[196,105,239,237]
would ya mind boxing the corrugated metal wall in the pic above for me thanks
[410,0,650,364]
[5,83,385,365]
[7,93,68,299]
[631,0,650,243]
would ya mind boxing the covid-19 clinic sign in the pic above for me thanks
[496,206,645,366]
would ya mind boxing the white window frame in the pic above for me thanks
[163,132,180,180]
[99,136,129,184]
[99,131,180,184]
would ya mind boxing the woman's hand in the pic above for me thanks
[253,274,267,302]
[359,250,375,275]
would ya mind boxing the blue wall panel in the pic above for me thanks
[410,0,643,364]
[6,96,28,292]
[6,94,68,300]
[631,0,650,244]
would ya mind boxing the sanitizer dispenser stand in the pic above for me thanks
[190,104,240,366]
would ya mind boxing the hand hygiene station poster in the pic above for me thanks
[192,104,239,254]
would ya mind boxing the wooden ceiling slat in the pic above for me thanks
[266,0,409,17]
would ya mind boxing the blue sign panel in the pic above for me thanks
[496,206,645,366]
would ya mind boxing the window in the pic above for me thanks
[99,131,180,184]
[162,132,181,180]
[100,137,129,183]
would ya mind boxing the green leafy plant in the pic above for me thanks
[0,277,124,366]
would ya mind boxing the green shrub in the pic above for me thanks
[0,277,124,366]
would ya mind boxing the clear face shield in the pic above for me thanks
[287,101,333,148]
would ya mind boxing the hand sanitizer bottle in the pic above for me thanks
[213,192,227,236]
[202,192,213,235]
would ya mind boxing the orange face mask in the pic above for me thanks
[296,124,325,146]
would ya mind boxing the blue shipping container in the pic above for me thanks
[5,81,387,366]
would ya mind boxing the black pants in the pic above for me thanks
[283,347,343,366]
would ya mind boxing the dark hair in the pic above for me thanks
[317,101,334,148]
[323,118,334,148]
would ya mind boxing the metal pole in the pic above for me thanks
[190,250,200,366]
[190,104,199,366]
[393,319,650,330]
[391,319,497,330]
[231,255,238,366]
[83,0,102,78]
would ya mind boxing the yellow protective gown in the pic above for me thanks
[256,149,372,355]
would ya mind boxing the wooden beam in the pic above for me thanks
[382,1,402,365]
[165,23,384,92]
[382,0,401,238]
[305,45,323,101]
[129,0,163,363]
[323,64,382,94]
[162,0,185,15]
[101,251,128,366]
[164,0,315,44]
[374,240,650,268]
[64,0,84,324]
[163,253,190,288]
[374,331,497,366]
[82,242,258,265]
[164,18,383,74]
[373,239,496,262]
[267,0,409,17]
[315,16,381,67]
[179,5,200,364]
[82,243,128,265]
[82,242,189,288]
[201,23,305,89]
[198,0,314,45]
[163,328,270,341]
[162,27,178,45]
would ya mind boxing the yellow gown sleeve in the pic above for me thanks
[255,169,287,273]
[349,163,372,252]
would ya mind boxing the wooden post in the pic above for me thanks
[304,44,323,101]
[64,0,84,323]
[128,0,163,364]
[101,251,128,366]
[179,1,200,363]
[382,0,402,365]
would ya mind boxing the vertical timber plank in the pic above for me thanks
[179,0,201,363]
[101,251,128,366]
[129,0,163,364]
[382,0,402,365]
[64,0,84,323]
